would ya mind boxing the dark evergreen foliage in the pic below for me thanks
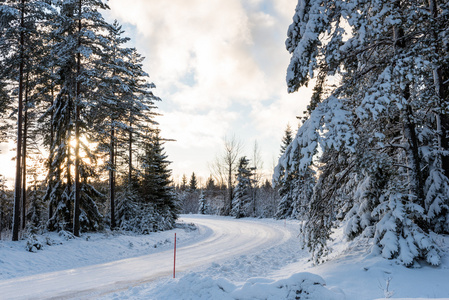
[0,1,178,238]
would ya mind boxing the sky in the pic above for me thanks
[105,0,311,184]
[0,0,312,187]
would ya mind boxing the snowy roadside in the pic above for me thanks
[0,219,204,281]
[100,218,449,300]
[1,215,449,300]
[99,216,346,300]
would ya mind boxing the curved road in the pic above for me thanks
[0,216,292,299]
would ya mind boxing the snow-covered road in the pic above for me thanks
[0,216,293,299]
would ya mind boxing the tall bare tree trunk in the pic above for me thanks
[12,0,26,241]
[21,72,29,230]
[73,0,82,237]
[109,126,115,228]
[48,71,55,221]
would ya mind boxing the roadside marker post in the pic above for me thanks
[173,233,177,278]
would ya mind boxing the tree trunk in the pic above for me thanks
[21,72,29,230]
[227,168,232,215]
[12,0,26,241]
[404,104,424,204]
[429,0,446,169]
[48,71,55,221]
[73,0,82,237]
[393,1,424,205]
[128,122,133,186]
[109,125,115,229]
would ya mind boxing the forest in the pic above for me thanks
[1,0,449,271]
[0,0,178,241]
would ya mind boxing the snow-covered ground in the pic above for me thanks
[0,215,448,299]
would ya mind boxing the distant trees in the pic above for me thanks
[277,0,449,265]
[177,137,279,218]
[0,1,177,239]
[210,135,243,215]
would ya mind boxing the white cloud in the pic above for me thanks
[157,110,237,149]
[107,0,309,181]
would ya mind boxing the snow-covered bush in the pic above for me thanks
[26,235,43,252]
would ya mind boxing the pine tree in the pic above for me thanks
[280,124,293,156]
[189,172,198,191]
[90,20,158,229]
[279,0,449,265]
[275,124,297,219]
[198,190,208,214]
[0,0,55,240]
[231,157,255,218]
[180,174,188,190]
[140,131,178,229]
[205,176,215,190]
[275,122,316,220]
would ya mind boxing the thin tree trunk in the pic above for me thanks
[227,168,232,215]
[109,125,115,229]
[12,0,26,241]
[48,71,55,221]
[128,122,133,186]
[73,0,82,237]
[429,0,445,169]
[393,1,424,205]
[404,104,424,203]
[21,72,29,230]
[67,101,72,191]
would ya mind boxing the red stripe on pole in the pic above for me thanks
[173,232,176,278]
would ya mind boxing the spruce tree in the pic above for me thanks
[140,131,178,229]
[198,190,208,215]
[279,0,449,265]
[280,124,293,156]
[189,172,198,191]
[231,157,255,218]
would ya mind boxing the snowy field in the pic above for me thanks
[1,215,448,299]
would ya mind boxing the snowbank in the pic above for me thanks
[136,272,344,300]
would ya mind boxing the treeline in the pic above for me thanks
[0,0,178,240]
[176,172,279,218]
[275,0,449,266]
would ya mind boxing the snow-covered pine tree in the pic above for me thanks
[275,124,296,219]
[198,190,208,215]
[45,0,110,234]
[0,0,55,240]
[422,0,449,235]
[90,20,159,229]
[280,0,449,265]
[139,130,178,231]
[231,157,255,218]
[280,124,293,156]
[274,122,317,221]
